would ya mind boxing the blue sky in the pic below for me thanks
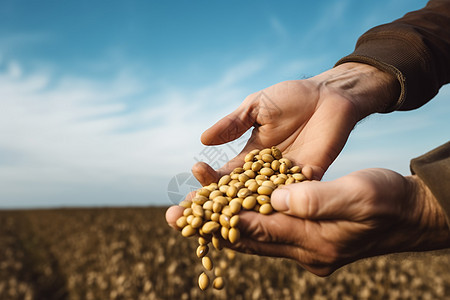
[1,0,448,208]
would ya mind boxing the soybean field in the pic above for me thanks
[1,207,449,300]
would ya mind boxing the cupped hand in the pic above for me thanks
[223,168,450,276]
[194,62,400,184]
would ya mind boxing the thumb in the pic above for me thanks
[271,180,356,220]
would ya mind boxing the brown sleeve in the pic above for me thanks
[410,142,450,228]
[335,0,450,112]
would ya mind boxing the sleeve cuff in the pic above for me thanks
[335,55,406,113]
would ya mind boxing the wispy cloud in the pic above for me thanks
[0,56,266,207]
[301,0,350,42]
[269,16,288,41]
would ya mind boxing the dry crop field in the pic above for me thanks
[0,207,449,300]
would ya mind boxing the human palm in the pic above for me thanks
[196,78,358,183]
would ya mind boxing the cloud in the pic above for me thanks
[302,0,350,42]
[269,16,288,41]
[0,56,265,208]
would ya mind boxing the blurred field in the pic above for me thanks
[0,207,449,300]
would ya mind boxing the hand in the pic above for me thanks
[223,168,450,276]
[194,62,400,184]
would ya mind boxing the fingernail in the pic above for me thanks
[271,188,290,211]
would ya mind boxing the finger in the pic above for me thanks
[229,236,337,276]
[196,129,268,179]
[201,103,255,146]
[271,179,362,220]
[297,165,315,181]
[223,211,307,260]
[230,234,302,260]
[165,205,185,230]
[191,162,220,186]
[229,211,337,275]
[237,211,310,246]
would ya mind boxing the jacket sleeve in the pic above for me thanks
[410,142,450,228]
[335,0,450,112]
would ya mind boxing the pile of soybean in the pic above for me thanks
[176,146,308,290]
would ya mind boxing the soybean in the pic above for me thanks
[198,272,210,290]
[202,256,213,271]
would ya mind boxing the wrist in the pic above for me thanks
[311,62,400,120]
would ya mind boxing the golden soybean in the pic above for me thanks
[257,195,270,205]
[259,148,272,155]
[210,212,220,222]
[233,181,245,190]
[191,216,203,229]
[229,199,242,214]
[202,256,213,271]
[293,173,307,181]
[279,158,292,168]
[237,188,252,198]
[228,227,240,244]
[213,277,225,290]
[198,272,210,290]
[182,225,196,237]
[219,185,229,194]
[290,166,301,173]
[186,214,194,224]
[209,190,222,200]
[244,153,254,162]
[260,167,274,176]
[242,196,257,210]
[226,185,238,198]
[218,175,231,186]
[179,200,192,208]
[257,185,274,196]
[233,167,244,174]
[271,146,282,159]
[244,169,256,179]
[203,200,213,211]
[219,214,230,228]
[192,205,204,217]
[193,195,208,205]
[212,236,222,250]
[259,203,273,215]
[221,206,232,217]
[212,202,223,213]
[251,161,263,172]
[197,188,211,198]
[198,237,208,245]
[238,173,250,183]
[285,177,295,185]
[243,161,253,170]
[230,215,240,228]
[183,208,193,217]
[221,226,229,240]
[279,162,288,174]
[202,221,220,234]
[176,216,188,228]
[271,160,281,171]
[248,181,259,192]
